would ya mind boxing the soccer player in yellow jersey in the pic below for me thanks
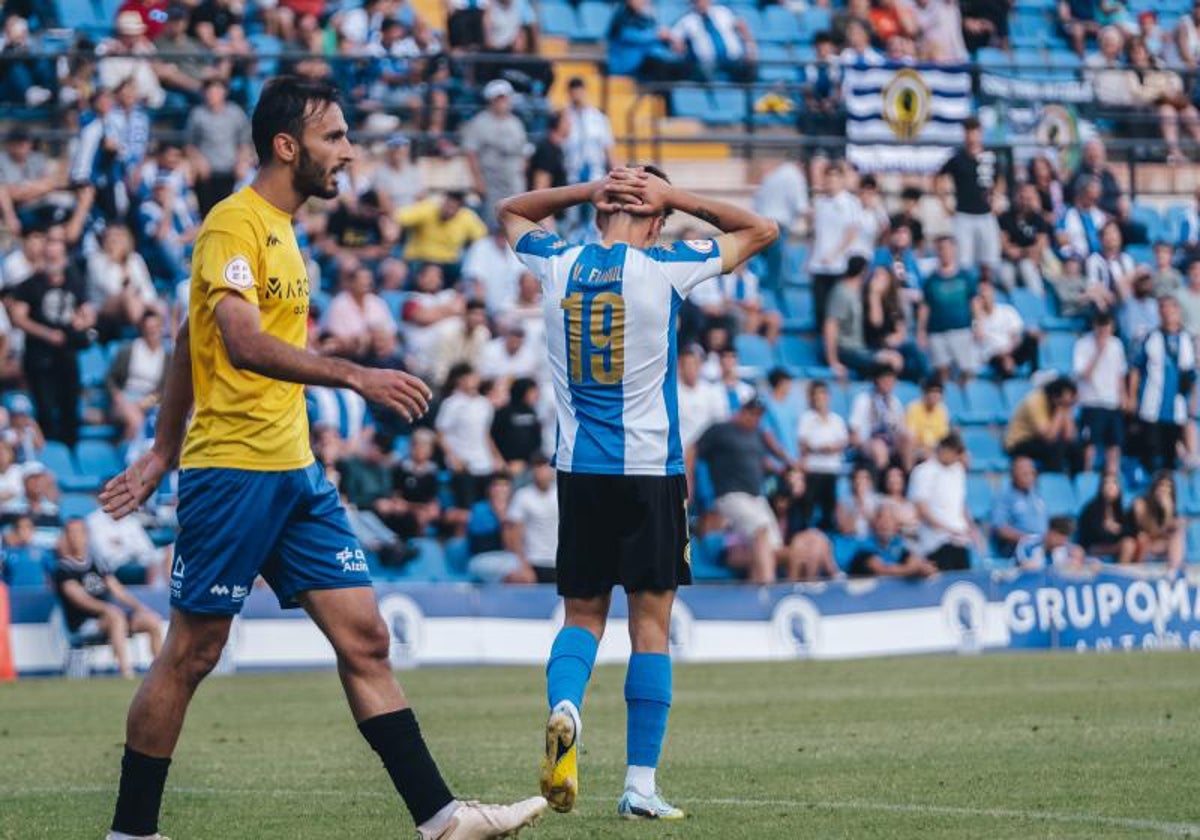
[98,76,546,840]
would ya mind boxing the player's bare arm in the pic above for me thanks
[496,172,646,247]
[213,293,432,422]
[618,169,778,270]
[99,320,195,519]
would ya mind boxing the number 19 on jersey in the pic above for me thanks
[561,291,625,385]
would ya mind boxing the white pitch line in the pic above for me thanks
[3,787,1198,837]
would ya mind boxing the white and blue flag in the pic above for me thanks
[844,62,974,174]
[515,229,723,476]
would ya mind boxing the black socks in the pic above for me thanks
[358,708,455,825]
[111,746,171,837]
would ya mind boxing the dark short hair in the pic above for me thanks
[807,380,828,400]
[935,234,956,247]
[920,375,943,393]
[567,76,586,89]
[444,190,467,204]
[845,255,869,279]
[814,30,833,45]
[963,116,981,131]
[251,75,342,165]
[901,186,923,201]
[1092,311,1114,329]
[1048,516,1075,537]
[860,174,878,190]
[938,432,965,454]
[767,366,792,388]
[1044,376,1078,401]
[548,109,568,133]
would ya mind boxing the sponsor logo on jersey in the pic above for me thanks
[684,239,714,254]
[266,233,281,247]
[223,256,254,290]
[264,275,310,300]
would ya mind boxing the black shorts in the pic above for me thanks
[1079,407,1125,449]
[556,472,691,599]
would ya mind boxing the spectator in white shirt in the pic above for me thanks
[435,363,504,509]
[853,174,889,259]
[461,224,524,316]
[840,19,887,65]
[752,158,809,306]
[848,367,912,472]
[107,311,169,442]
[809,163,863,325]
[322,265,400,364]
[371,135,424,214]
[402,263,467,379]
[563,77,613,239]
[1073,311,1128,473]
[677,345,728,461]
[86,506,163,586]
[673,0,759,82]
[0,440,24,512]
[86,224,157,337]
[478,320,541,386]
[972,275,1040,379]
[98,12,165,109]
[908,432,978,571]
[507,454,559,584]
[1085,220,1137,307]
[798,380,848,531]
[1058,176,1109,261]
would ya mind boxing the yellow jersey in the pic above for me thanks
[181,186,314,471]
[395,199,487,264]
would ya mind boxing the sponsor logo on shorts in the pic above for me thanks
[231,585,249,601]
[337,547,369,573]
[210,584,230,597]
[170,556,184,597]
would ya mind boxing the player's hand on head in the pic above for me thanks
[356,367,432,423]
[99,449,169,520]
[594,167,649,214]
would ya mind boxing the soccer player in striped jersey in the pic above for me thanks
[98,76,545,840]
[497,167,777,820]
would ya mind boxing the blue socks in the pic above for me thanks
[546,626,599,712]
[624,652,672,769]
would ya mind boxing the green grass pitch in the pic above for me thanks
[3,653,1200,839]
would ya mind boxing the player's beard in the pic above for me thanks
[294,145,338,200]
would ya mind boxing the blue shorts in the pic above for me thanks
[171,463,371,615]
[1079,407,1125,449]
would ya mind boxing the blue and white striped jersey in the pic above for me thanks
[515,229,723,476]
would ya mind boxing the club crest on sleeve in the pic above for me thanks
[224,256,255,290]
[684,239,713,254]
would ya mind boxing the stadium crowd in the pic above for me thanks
[2,0,1200,631]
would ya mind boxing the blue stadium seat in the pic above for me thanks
[1047,50,1083,70]
[60,493,98,520]
[963,428,1007,472]
[967,475,994,521]
[78,345,110,389]
[893,380,920,406]
[1074,471,1100,506]
[380,289,408,323]
[55,0,110,34]
[760,61,799,82]
[1040,333,1075,372]
[1037,474,1078,516]
[78,424,118,441]
[577,2,613,40]
[36,441,81,485]
[942,382,969,425]
[1188,520,1200,560]
[828,386,851,419]
[1177,478,1200,516]
[539,1,577,36]
[734,333,773,372]
[1132,204,1165,243]
[1127,243,1153,267]
[784,244,810,284]
[443,537,471,577]
[777,335,826,374]
[310,290,332,318]
[781,289,815,329]
[831,535,859,572]
[799,6,832,35]
[1002,378,1034,409]
[1165,203,1189,244]
[691,532,738,581]
[961,380,1005,425]
[976,48,1011,70]
[1009,288,1047,327]
[671,87,748,124]
[7,552,47,587]
[693,460,716,513]
[248,33,283,76]
[759,6,800,42]
[75,441,123,484]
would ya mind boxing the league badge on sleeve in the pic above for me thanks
[684,239,714,254]
[224,256,255,290]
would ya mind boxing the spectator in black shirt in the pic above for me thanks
[527,110,569,193]
[188,0,242,49]
[938,117,1001,276]
[891,186,926,251]
[999,183,1052,295]
[323,189,393,263]
[491,377,543,472]
[960,0,1010,51]
[377,429,442,540]
[51,518,163,678]
[1077,469,1128,560]
[7,235,96,447]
